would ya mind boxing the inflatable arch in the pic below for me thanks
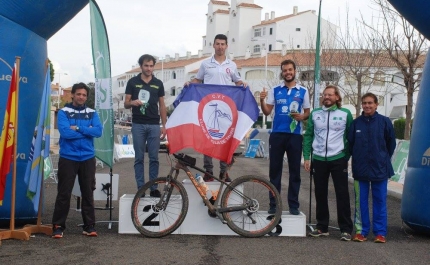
[387,0,430,234]
[0,0,89,222]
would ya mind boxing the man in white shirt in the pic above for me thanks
[185,34,246,182]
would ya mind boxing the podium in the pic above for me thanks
[119,180,306,236]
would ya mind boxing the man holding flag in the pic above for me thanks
[185,34,247,182]
[51,82,102,238]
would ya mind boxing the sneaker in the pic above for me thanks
[289,208,300,215]
[353,234,367,242]
[150,189,161,197]
[82,225,98,237]
[219,172,232,182]
[268,207,276,214]
[203,171,214,182]
[340,232,352,241]
[52,225,64,239]
[308,229,329,237]
[374,235,386,243]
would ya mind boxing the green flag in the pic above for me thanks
[90,0,114,167]
[314,0,322,109]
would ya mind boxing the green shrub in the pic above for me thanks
[394,118,405,139]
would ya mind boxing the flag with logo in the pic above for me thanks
[0,66,17,206]
[166,84,259,163]
[90,0,114,167]
[24,65,51,211]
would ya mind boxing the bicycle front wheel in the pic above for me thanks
[131,177,188,238]
[221,175,282,237]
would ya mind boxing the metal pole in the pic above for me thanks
[263,39,268,129]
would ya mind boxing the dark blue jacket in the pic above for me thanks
[58,103,103,161]
[348,111,396,181]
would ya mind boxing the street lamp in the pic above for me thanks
[56,72,68,109]
[251,38,284,129]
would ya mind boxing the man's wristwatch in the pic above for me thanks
[76,126,80,131]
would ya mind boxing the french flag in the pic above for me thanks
[166,83,259,164]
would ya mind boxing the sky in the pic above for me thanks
[47,0,376,88]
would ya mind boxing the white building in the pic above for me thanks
[112,1,421,122]
[202,1,337,57]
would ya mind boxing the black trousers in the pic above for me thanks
[313,158,352,233]
[269,133,302,209]
[52,157,96,229]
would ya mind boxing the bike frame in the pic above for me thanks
[158,153,249,222]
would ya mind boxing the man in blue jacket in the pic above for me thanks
[52,82,103,239]
[348,92,396,243]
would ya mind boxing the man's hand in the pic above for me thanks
[290,112,306,121]
[184,81,190,87]
[160,127,166,139]
[130,99,143,107]
[304,160,311,172]
[70,125,78,131]
[260,87,267,100]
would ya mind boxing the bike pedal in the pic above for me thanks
[207,209,217,218]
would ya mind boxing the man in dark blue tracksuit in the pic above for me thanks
[348,92,396,243]
[52,82,103,238]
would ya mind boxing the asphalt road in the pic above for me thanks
[1,148,429,265]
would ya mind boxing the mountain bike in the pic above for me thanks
[130,151,282,238]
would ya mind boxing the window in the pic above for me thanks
[297,45,300,48]
[296,28,301,31]
[253,45,261,53]
[245,69,275,80]
[344,72,357,86]
[374,71,385,86]
[269,44,272,51]
[269,28,273,35]
[263,28,266,36]
[362,71,372,85]
[378,96,384,106]
[172,71,176,79]
[321,70,339,82]
[254,91,261,106]
[170,87,176,96]
[254,28,262,37]
[343,95,358,105]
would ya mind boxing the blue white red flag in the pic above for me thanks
[166,84,259,163]
[24,65,51,212]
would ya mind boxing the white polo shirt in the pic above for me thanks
[196,55,241,85]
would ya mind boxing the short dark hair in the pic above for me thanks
[361,92,378,104]
[71,82,89,95]
[138,54,156,66]
[280,59,296,70]
[324,85,342,108]
[214,34,228,44]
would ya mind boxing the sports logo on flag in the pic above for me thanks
[166,84,259,163]
[199,94,237,142]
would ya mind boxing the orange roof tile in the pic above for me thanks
[214,9,229,14]
[256,10,313,26]
[237,3,262,9]
[211,0,229,6]
[234,51,425,69]
[126,57,210,73]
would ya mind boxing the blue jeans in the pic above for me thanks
[132,123,160,191]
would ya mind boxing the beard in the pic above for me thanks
[283,74,295,83]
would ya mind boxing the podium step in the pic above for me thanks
[119,180,306,237]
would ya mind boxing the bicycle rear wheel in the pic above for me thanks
[131,177,188,238]
[221,175,282,237]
